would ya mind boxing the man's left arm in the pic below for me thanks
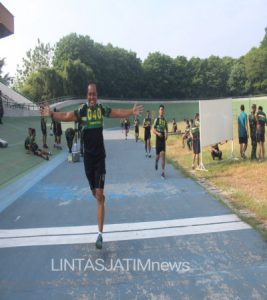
[246,114,249,138]
[109,104,143,118]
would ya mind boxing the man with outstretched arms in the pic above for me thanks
[40,82,143,249]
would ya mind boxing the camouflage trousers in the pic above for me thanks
[251,134,257,160]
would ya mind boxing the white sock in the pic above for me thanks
[98,232,103,236]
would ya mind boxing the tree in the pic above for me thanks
[53,33,96,71]
[15,39,54,90]
[227,59,247,96]
[260,27,267,48]
[244,47,267,93]
[21,68,64,102]
[61,59,95,96]
[142,52,178,99]
[94,44,143,98]
[0,58,11,85]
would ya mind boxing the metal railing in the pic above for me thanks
[1,93,38,111]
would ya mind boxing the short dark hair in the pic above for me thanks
[240,104,245,111]
[159,104,164,109]
[252,104,256,109]
[258,106,263,111]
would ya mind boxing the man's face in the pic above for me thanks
[146,112,150,118]
[87,84,97,107]
[252,106,256,113]
[159,107,164,117]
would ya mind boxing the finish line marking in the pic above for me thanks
[0,214,251,249]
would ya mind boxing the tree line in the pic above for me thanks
[1,28,267,103]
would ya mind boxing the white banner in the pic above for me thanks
[199,98,233,148]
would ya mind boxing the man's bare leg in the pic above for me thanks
[161,151,165,178]
[92,188,105,249]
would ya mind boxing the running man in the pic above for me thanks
[153,105,168,179]
[256,106,266,162]
[120,119,124,133]
[143,110,152,157]
[124,118,130,140]
[134,117,139,142]
[40,82,143,249]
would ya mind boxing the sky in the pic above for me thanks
[1,0,267,77]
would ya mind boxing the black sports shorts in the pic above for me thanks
[156,137,166,155]
[83,153,106,190]
[144,131,151,141]
[256,130,265,143]
[239,135,248,145]
[193,138,200,154]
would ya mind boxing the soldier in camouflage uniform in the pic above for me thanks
[249,104,257,160]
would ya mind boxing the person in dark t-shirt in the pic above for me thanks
[40,83,143,250]
[143,111,152,157]
[152,105,168,179]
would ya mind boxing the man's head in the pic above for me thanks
[240,104,245,111]
[87,82,97,107]
[159,105,165,117]
[258,106,263,111]
[251,104,256,113]
[146,110,150,118]
[195,113,199,121]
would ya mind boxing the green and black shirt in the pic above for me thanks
[153,116,168,140]
[74,103,111,157]
[257,111,266,132]
[143,117,152,134]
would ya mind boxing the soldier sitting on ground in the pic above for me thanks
[25,128,52,160]
[211,141,227,160]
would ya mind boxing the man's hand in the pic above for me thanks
[132,104,143,116]
[40,105,51,117]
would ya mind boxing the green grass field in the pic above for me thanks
[0,116,68,188]
[1,97,267,189]
[62,97,267,127]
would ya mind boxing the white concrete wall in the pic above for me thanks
[0,82,37,107]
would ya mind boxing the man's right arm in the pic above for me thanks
[40,106,77,122]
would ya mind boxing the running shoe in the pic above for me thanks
[161,172,165,179]
[95,234,103,249]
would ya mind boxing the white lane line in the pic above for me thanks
[0,221,250,249]
[0,214,241,238]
